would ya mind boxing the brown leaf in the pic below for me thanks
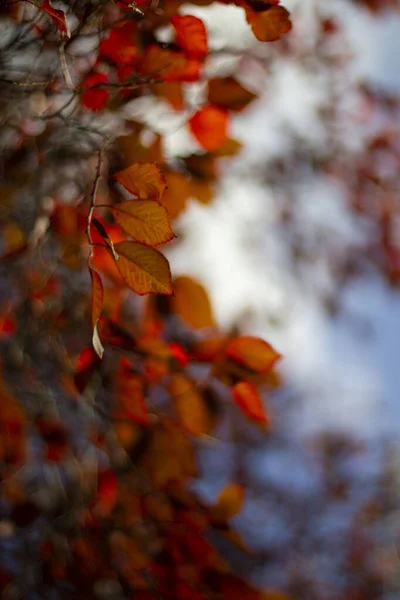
[114,240,173,295]
[168,374,213,436]
[111,200,175,246]
[113,163,166,200]
[214,483,245,520]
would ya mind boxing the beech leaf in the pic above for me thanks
[113,163,167,200]
[111,200,175,246]
[114,240,173,296]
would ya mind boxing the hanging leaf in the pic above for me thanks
[168,374,213,436]
[37,0,70,39]
[111,200,175,246]
[189,106,229,152]
[114,241,173,295]
[113,163,166,200]
[89,266,104,359]
[171,15,208,60]
[226,336,281,373]
[213,482,245,520]
[172,275,215,329]
[232,381,269,425]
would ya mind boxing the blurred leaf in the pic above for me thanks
[171,14,208,60]
[213,482,245,520]
[114,162,167,200]
[172,276,215,329]
[226,336,281,373]
[232,381,269,425]
[169,374,213,436]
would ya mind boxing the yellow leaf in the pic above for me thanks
[172,276,215,329]
[214,483,245,520]
[114,241,173,296]
[113,162,166,200]
[168,374,212,436]
[111,200,175,246]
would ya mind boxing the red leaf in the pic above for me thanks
[81,72,109,112]
[189,106,229,151]
[38,0,70,39]
[171,15,208,60]
[100,21,138,65]
[232,381,269,425]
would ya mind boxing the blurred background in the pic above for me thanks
[1,1,400,599]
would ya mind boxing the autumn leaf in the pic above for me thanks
[100,20,137,65]
[213,482,245,520]
[208,77,256,112]
[113,163,167,200]
[171,15,208,60]
[158,171,190,218]
[172,275,215,329]
[114,240,173,295]
[81,72,109,111]
[168,374,213,436]
[232,381,269,425]
[111,200,175,246]
[142,45,201,83]
[226,336,281,373]
[189,106,229,151]
[245,4,292,42]
[37,0,70,39]
[115,360,149,426]
[89,266,104,359]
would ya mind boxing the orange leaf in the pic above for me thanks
[81,72,109,111]
[172,275,215,329]
[245,5,292,43]
[214,482,245,520]
[152,81,184,111]
[232,381,269,425]
[226,336,281,373]
[189,106,229,152]
[38,0,70,39]
[115,361,149,426]
[142,45,201,83]
[89,266,104,359]
[111,200,175,246]
[171,15,208,60]
[168,374,212,436]
[113,162,166,200]
[208,77,256,112]
[158,171,190,218]
[114,240,173,295]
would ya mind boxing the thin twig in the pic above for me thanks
[59,40,75,90]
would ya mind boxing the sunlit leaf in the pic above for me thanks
[213,482,245,520]
[232,381,269,425]
[113,162,166,200]
[111,200,175,246]
[168,374,212,436]
[189,106,229,151]
[171,14,208,60]
[172,275,215,329]
[114,241,173,295]
[226,336,281,373]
